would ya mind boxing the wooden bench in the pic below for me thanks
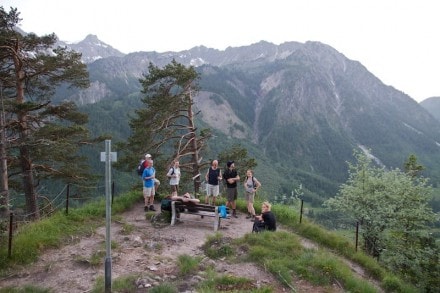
[170,201,230,231]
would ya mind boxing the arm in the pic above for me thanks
[143,169,153,180]
[254,178,261,191]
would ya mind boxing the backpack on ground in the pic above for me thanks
[252,221,266,233]
[161,198,172,212]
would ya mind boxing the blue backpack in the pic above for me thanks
[219,205,227,218]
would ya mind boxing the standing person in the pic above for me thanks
[223,161,240,218]
[138,153,151,182]
[204,160,222,205]
[253,201,277,232]
[142,154,161,196]
[142,159,156,211]
[243,169,261,220]
[167,160,181,197]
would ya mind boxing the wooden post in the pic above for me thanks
[299,199,304,223]
[355,221,359,252]
[65,183,70,215]
[8,212,13,258]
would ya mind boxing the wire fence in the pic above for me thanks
[1,181,119,258]
[2,185,364,257]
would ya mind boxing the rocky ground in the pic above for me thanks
[0,200,369,292]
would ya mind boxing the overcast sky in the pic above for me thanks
[3,0,439,103]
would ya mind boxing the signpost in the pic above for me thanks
[101,140,117,293]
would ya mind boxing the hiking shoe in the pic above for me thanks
[233,214,238,218]
[149,205,156,211]
[246,214,252,219]
[144,206,149,212]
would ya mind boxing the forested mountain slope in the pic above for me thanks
[64,39,440,202]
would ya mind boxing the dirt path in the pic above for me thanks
[0,201,287,292]
[0,201,380,292]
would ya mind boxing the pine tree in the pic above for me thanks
[118,60,211,193]
[0,7,101,219]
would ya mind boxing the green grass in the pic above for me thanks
[198,274,273,293]
[91,274,139,293]
[0,190,419,292]
[0,286,52,293]
[177,254,202,276]
[202,233,235,259]
[0,190,141,269]
[237,231,378,292]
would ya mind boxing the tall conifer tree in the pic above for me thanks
[0,7,101,219]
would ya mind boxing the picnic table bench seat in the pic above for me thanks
[170,200,230,231]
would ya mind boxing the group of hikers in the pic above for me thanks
[138,154,276,232]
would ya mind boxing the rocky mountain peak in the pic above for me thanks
[65,34,125,63]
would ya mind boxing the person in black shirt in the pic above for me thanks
[253,201,277,232]
[204,160,222,205]
[223,161,240,218]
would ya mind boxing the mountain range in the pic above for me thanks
[59,34,440,204]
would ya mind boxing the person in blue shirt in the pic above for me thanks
[142,159,156,211]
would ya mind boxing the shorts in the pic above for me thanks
[245,191,255,203]
[143,187,155,198]
[226,187,237,202]
[206,184,219,197]
[154,178,160,186]
[170,184,179,193]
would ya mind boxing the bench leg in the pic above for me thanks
[171,201,176,226]
[214,207,219,231]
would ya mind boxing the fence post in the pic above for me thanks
[65,183,70,215]
[8,212,13,258]
[355,221,359,252]
[299,199,304,223]
[111,181,115,204]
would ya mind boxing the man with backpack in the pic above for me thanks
[243,169,261,221]
[167,160,181,197]
[137,154,151,178]
[223,161,240,218]
[142,159,156,211]
[137,154,161,196]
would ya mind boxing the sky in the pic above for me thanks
[3,0,439,103]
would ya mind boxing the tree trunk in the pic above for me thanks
[14,56,39,220]
[187,92,201,194]
[20,145,39,220]
[0,80,8,218]
[0,102,9,218]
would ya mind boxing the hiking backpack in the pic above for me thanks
[137,160,146,176]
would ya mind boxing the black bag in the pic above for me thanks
[252,221,266,233]
[161,199,172,212]
[137,161,146,176]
